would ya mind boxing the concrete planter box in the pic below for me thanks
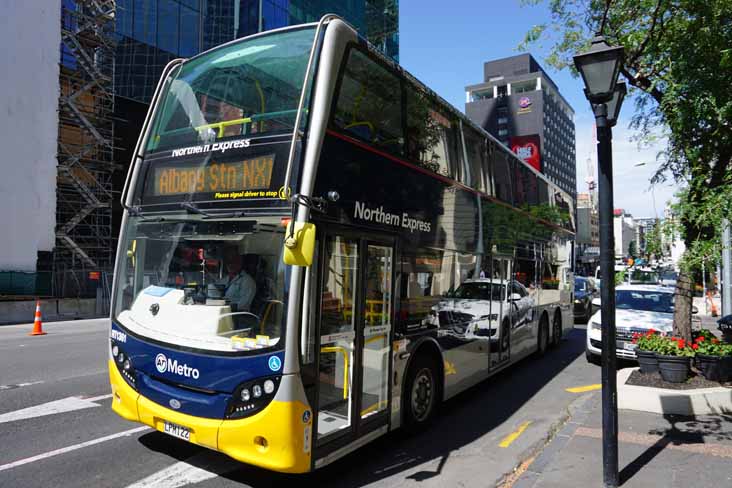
[617,367,732,416]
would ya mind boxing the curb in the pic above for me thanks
[508,392,600,488]
[617,367,732,415]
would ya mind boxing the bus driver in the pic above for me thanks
[218,246,256,313]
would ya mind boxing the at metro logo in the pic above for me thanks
[155,353,200,379]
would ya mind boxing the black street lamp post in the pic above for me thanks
[574,35,625,488]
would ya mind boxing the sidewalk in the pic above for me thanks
[513,392,732,488]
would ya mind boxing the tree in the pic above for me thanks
[521,0,732,341]
[628,240,637,259]
[643,221,663,260]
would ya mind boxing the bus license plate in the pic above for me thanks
[163,421,190,441]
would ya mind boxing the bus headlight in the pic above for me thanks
[227,376,281,419]
[110,339,137,390]
[590,321,601,332]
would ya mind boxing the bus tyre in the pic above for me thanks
[551,310,563,348]
[404,355,440,432]
[536,314,549,356]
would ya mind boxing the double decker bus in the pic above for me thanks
[110,15,575,473]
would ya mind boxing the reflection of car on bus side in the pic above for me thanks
[428,279,535,341]
[585,284,678,364]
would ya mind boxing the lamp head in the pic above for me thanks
[573,35,625,104]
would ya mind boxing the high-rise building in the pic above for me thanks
[613,209,636,259]
[0,0,399,299]
[576,193,599,275]
[116,0,399,105]
[465,53,577,199]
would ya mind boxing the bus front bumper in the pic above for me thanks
[109,360,312,473]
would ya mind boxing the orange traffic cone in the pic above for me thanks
[29,300,47,336]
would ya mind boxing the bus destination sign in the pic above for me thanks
[153,155,275,199]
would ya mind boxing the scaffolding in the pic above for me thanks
[56,0,116,300]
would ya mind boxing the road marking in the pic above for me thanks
[0,394,111,424]
[125,450,240,487]
[576,427,732,458]
[0,381,44,391]
[83,393,113,402]
[565,384,602,393]
[499,420,532,448]
[0,426,150,472]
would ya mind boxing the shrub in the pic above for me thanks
[693,335,726,356]
[654,336,696,357]
[632,329,665,352]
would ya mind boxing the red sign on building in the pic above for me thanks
[510,135,541,172]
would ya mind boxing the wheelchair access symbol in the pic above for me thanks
[268,355,282,372]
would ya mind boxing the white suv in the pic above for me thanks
[585,284,674,363]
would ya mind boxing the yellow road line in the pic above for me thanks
[566,384,602,393]
[499,421,531,448]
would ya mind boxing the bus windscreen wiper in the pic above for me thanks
[180,201,247,219]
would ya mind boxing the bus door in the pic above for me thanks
[488,256,511,366]
[313,231,394,456]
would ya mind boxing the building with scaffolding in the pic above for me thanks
[0,0,399,305]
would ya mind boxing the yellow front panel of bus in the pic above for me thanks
[110,360,312,473]
[109,360,140,422]
[218,399,312,473]
[137,395,222,451]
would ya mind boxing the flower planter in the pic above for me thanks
[656,354,691,383]
[636,349,659,374]
[696,354,732,382]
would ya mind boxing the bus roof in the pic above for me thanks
[171,16,573,208]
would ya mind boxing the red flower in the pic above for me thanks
[632,338,638,344]
[712,338,720,344]
[677,339,686,349]
[696,336,705,343]
[649,328,657,334]
[692,344,699,350]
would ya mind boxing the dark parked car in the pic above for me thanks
[574,277,596,322]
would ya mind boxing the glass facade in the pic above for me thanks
[115,0,399,103]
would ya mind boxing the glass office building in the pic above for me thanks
[115,0,399,103]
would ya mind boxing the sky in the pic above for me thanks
[398,0,679,219]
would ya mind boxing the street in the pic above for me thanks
[0,318,603,488]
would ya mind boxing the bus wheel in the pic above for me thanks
[536,314,549,356]
[404,355,440,431]
[551,310,562,348]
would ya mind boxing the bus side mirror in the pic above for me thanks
[283,221,316,267]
